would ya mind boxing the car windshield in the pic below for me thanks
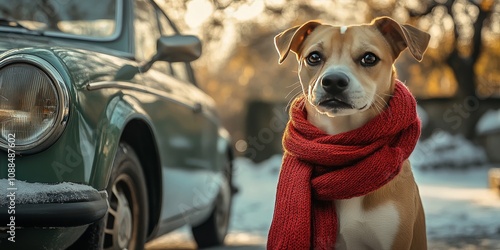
[0,0,121,40]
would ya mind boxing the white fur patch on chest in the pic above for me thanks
[334,197,399,250]
[340,26,348,34]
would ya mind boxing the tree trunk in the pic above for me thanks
[443,1,492,139]
[446,52,481,139]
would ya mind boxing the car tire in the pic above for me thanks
[191,153,232,249]
[67,143,148,250]
[103,142,149,250]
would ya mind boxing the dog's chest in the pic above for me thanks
[334,196,399,250]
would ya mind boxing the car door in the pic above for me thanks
[153,2,222,174]
[133,0,219,225]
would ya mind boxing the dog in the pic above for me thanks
[273,17,430,249]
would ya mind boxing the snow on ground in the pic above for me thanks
[411,131,488,170]
[476,109,500,135]
[228,155,281,236]
[229,155,500,245]
[147,136,500,249]
[415,167,500,240]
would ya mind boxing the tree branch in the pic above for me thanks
[264,5,283,15]
[471,3,493,63]
[443,0,460,63]
[408,0,438,17]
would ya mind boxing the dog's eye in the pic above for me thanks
[306,51,322,66]
[360,52,379,67]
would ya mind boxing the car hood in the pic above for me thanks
[0,35,216,113]
[0,35,136,88]
[0,34,132,57]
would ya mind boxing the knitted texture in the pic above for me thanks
[267,80,421,249]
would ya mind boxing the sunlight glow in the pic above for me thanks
[225,1,265,21]
[265,0,286,7]
[185,0,213,28]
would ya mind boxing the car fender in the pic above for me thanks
[87,91,159,190]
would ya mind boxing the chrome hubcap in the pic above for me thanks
[115,188,132,248]
[104,174,137,250]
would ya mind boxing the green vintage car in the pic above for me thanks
[0,0,234,249]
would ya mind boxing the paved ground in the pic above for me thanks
[146,231,266,250]
[429,237,500,250]
[146,232,500,250]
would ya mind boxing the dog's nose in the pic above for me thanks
[322,73,349,94]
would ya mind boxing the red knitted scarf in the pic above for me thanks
[267,80,421,249]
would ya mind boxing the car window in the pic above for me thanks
[134,0,160,62]
[0,0,120,40]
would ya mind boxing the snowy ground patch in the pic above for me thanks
[231,155,500,242]
[229,155,281,236]
[411,131,488,169]
[414,167,500,240]
[476,109,500,135]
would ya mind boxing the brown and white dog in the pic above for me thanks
[274,17,430,249]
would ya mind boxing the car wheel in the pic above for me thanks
[103,142,148,250]
[191,153,232,249]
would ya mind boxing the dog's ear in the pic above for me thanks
[274,21,322,64]
[372,17,430,61]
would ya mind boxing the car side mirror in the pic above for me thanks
[156,35,202,62]
[114,35,202,81]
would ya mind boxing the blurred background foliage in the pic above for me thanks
[157,0,500,160]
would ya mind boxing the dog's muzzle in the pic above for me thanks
[317,72,354,110]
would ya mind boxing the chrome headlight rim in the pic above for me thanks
[0,54,70,154]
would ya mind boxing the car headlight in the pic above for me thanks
[0,54,69,154]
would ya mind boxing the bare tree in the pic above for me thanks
[409,0,495,98]
[404,0,498,138]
